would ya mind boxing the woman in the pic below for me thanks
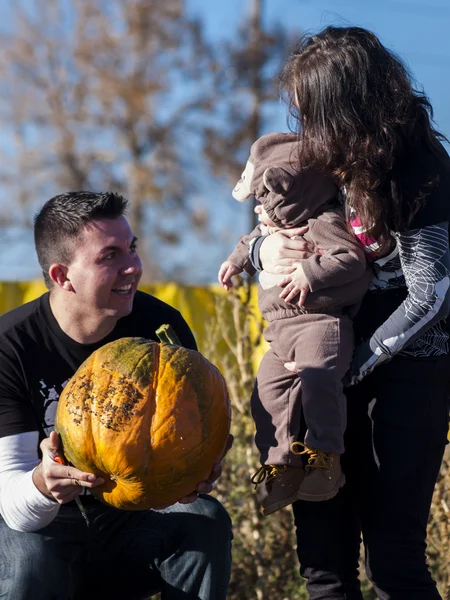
[251,26,450,599]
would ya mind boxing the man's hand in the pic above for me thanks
[259,227,317,275]
[278,262,311,306]
[32,431,105,504]
[218,261,243,291]
[178,434,234,505]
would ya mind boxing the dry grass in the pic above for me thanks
[201,278,450,600]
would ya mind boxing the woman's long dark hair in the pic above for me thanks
[279,26,447,254]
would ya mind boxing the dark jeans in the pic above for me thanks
[0,494,232,600]
[292,355,450,600]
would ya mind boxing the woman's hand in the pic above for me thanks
[259,227,317,274]
[32,431,105,504]
[177,434,234,504]
[278,262,311,306]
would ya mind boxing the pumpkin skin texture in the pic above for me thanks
[54,337,231,510]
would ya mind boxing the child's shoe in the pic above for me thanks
[291,442,345,502]
[251,464,305,516]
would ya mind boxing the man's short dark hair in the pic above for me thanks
[34,191,129,289]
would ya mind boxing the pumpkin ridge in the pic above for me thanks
[167,347,215,448]
[81,357,98,471]
[126,338,157,389]
[98,337,153,388]
[151,346,203,476]
[85,360,98,463]
[129,349,154,386]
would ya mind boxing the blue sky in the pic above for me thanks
[188,0,450,139]
[184,0,450,283]
[1,0,450,282]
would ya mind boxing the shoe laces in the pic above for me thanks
[290,442,333,471]
[250,464,287,489]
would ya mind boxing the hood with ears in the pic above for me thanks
[232,132,337,227]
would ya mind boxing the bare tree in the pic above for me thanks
[202,0,298,231]
[0,0,216,280]
[202,279,307,599]
[0,0,301,283]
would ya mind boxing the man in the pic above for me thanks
[0,191,232,600]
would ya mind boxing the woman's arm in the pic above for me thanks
[350,222,450,383]
[251,227,315,273]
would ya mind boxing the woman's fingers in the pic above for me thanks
[260,232,317,271]
[285,226,310,238]
[282,238,316,256]
[277,239,311,254]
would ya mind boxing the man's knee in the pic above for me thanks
[189,495,232,534]
[167,495,232,546]
[0,530,75,599]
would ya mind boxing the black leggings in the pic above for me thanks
[292,355,450,600]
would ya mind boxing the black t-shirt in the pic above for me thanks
[0,290,197,443]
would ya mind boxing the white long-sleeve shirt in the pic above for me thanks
[0,431,60,532]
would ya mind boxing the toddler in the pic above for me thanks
[218,132,372,515]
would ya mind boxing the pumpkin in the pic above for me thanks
[54,332,231,510]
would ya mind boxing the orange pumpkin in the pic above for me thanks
[55,335,231,510]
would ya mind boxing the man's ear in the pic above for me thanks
[263,167,295,195]
[48,263,73,292]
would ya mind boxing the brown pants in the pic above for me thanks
[251,313,354,466]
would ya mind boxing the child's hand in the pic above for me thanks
[218,261,243,291]
[278,261,311,306]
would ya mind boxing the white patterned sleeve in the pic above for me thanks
[350,222,450,383]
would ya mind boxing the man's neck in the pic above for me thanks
[49,293,117,344]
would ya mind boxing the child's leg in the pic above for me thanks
[250,347,305,515]
[251,347,304,467]
[273,314,353,455]
[268,314,354,502]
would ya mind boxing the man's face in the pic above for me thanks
[64,216,142,319]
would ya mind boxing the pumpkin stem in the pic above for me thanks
[156,324,181,346]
